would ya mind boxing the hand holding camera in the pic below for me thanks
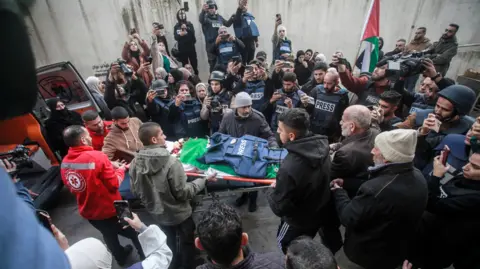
[146,90,158,103]
[274,60,283,73]
[175,94,186,107]
[204,96,212,108]
[270,91,283,103]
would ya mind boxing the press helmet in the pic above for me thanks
[437,85,476,115]
[208,71,226,84]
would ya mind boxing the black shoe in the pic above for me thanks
[234,193,248,207]
[248,201,258,212]
[117,244,133,266]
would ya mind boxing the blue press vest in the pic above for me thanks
[210,90,232,133]
[311,86,348,136]
[414,108,474,136]
[245,80,266,111]
[409,102,434,114]
[199,133,288,178]
[174,99,208,139]
[217,41,237,65]
[204,15,224,43]
[275,39,292,60]
[234,12,260,38]
[270,89,303,131]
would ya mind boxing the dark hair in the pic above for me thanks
[283,72,297,83]
[306,49,313,54]
[81,110,100,122]
[278,108,310,138]
[397,38,406,43]
[176,80,196,97]
[63,125,86,147]
[197,202,243,266]
[111,106,129,120]
[380,90,402,106]
[418,27,427,33]
[138,122,161,146]
[313,62,329,72]
[449,23,459,32]
[286,236,337,269]
[296,50,305,58]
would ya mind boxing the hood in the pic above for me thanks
[176,9,187,22]
[134,145,171,175]
[379,37,384,50]
[284,134,329,167]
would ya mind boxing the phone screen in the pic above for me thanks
[114,200,133,225]
[441,147,450,166]
[156,89,166,96]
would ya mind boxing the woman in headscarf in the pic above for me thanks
[167,69,184,94]
[121,33,154,87]
[44,98,83,157]
[154,67,168,81]
[85,76,112,120]
[157,41,179,73]
[195,83,208,104]
[294,50,313,86]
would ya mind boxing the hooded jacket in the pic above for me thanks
[405,37,432,53]
[129,145,206,225]
[102,117,143,162]
[61,145,126,220]
[267,134,331,229]
[174,10,196,52]
[431,36,458,76]
[334,162,428,268]
[44,98,83,157]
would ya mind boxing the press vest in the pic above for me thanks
[199,133,287,178]
[409,102,435,114]
[270,89,304,131]
[217,41,237,65]
[245,80,266,111]
[234,12,260,38]
[153,98,175,139]
[275,39,292,60]
[174,99,208,139]
[357,81,382,106]
[210,90,232,133]
[414,108,474,136]
[311,86,348,136]
[204,15,224,43]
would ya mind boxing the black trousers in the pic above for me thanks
[240,38,256,65]
[276,220,319,254]
[160,216,195,269]
[205,43,217,72]
[179,49,199,75]
[88,216,144,262]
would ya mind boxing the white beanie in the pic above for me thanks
[315,53,327,62]
[277,25,287,36]
[374,129,418,163]
[65,238,112,269]
[234,92,252,108]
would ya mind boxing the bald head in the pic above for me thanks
[324,70,340,92]
[344,105,372,130]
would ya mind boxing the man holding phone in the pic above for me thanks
[146,79,176,141]
[212,26,245,68]
[231,0,260,65]
[60,125,145,266]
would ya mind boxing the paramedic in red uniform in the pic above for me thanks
[60,125,145,266]
[82,110,112,151]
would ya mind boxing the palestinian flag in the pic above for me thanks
[359,0,380,73]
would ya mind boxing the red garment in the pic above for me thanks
[61,145,125,220]
[86,121,113,151]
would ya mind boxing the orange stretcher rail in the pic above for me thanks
[185,172,276,185]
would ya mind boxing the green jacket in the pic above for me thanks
[431,36,458,76]
[129,144,206,225]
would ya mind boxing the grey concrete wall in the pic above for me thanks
[25,0,480,79]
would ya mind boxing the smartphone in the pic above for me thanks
[130,28,137,35]
[276,13,281,20]
[441,146,450,166]
[283,62,291,68]
[184,93,192,100]
[245,65,254,72]
[183,1,189,12]
[367,105,375,111]
[156,89,166,96]
[36,210,54,234]
[114,200,133,226]
[337,57,348,65]
[147,56,153,64]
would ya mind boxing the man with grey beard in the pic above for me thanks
[218,92,277,212]
[329,105,379,198]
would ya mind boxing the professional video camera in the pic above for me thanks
[0,145,33,176]
[376,49,434,81]
[117,59,133,77]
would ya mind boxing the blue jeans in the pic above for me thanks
[119,173,136,200]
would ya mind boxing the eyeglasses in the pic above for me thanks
[445,29,455,33]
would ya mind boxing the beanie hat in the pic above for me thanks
[65,238,112,269]
[234,92,252,108]
[277,25,287,35]
[169,69,184,84]
[375,129,418,163]
[315,53,327,62]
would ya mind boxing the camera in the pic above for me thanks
[0,145,33,176]
[210,95,222,112]
[117,59,133,77]
[377,49,433,81]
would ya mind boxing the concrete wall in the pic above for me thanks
[24,0,480,79]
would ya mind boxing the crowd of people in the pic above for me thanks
[2,0,479,269]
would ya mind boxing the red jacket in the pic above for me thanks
[87,121,113,151]
[61,146,125,220]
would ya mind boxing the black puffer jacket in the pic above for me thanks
[197,247,284,269]
[334,162,428,269]
[267,133,331,229]
[174,10,196,52]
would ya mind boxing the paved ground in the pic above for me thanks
[50,187,285,269]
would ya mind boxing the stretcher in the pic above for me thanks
[119,138,278,203]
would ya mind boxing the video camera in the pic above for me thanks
[376,49,434,81]
[0,145,33,176]
[117,59,133,77]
